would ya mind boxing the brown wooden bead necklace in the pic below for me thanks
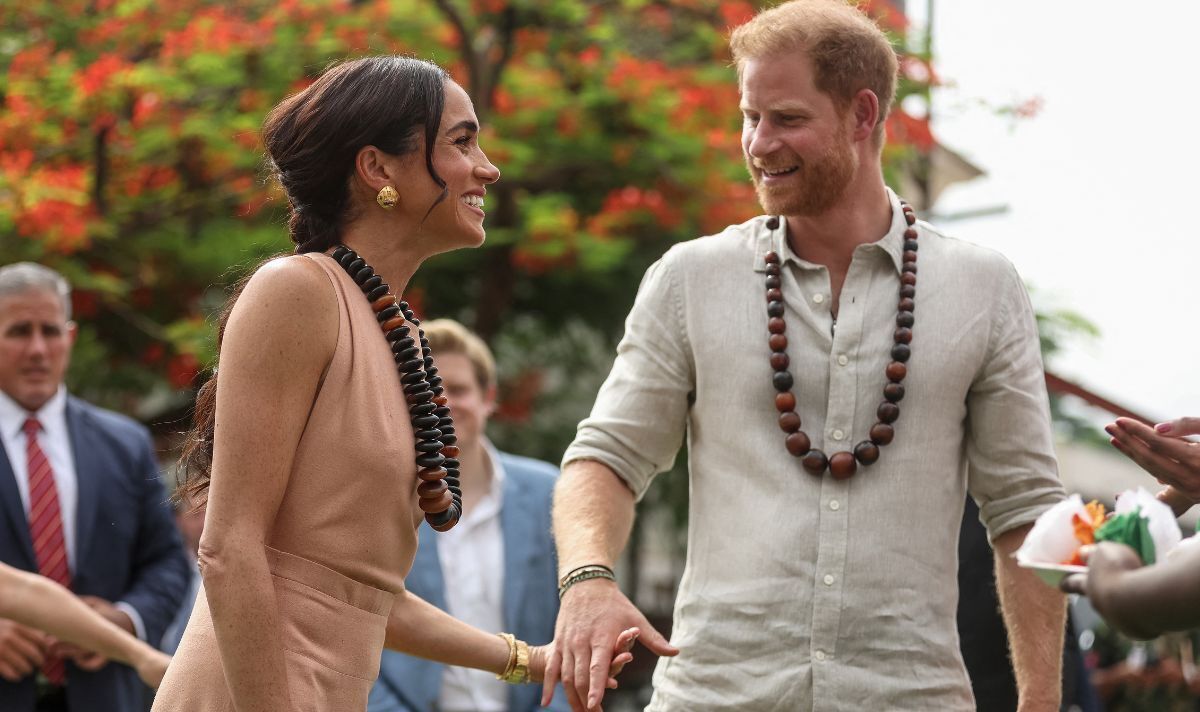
[331,245,462,531]
[765,201,918,480]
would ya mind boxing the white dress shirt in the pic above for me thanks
[0,387,147,640]
[437,440,508,712]
[0,387,78,570]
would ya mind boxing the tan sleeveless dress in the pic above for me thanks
[153,253,423,711]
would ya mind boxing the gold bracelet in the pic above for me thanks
[495,632,531,684]
[497,633,517,679]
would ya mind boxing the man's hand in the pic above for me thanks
[1060,543,1143,598]
[530,626,639,702]
[1061,543,1156,639]
[542,579,678,712]
[45,640,109,672]
[45,596,135,672]
[79,596,135,635]
[1106,417,1200,502]
[0,618,48,682]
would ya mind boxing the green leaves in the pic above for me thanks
[0,0,931,433]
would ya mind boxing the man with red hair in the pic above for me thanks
[547,2,1068,710]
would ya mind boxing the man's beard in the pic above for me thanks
[749,130,855,217]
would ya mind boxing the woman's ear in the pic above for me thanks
[355,145,408,211]
[355,145,394,192]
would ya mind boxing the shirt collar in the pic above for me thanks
[751,186,910,275]
[0,386,67,439]
[468,438,505,523]
[481,437,506,492]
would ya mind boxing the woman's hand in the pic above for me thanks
[530,627,639,703]
[1107,417,1200,504]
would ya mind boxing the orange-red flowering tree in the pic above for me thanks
[0,0,932,443]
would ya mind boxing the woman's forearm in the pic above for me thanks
[0,563,163,670]
[383,590,511,675]
[199,544,294,710]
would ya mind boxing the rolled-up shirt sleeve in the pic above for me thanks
[965,260,1065,541]
[562,252,694,499]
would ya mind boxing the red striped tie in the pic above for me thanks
[24,417,70,685]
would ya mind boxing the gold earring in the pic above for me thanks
[376,185,399,209]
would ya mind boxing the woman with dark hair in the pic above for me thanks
[153,56,635,711]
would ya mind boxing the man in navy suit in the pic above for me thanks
[0,262,189,711]
[367,319,569,712]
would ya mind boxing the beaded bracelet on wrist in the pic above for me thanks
[763,201,918,480]
[558,564,617,600]
[558,564,614,587]
[330,245,461,531]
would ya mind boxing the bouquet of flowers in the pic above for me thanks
[1017,488,1183,584]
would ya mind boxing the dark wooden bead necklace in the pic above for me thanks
[765,201,918,480]
[331,245,462,531]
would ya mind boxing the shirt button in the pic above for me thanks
[837,354,849,366]
[829,500,840,511]
[823,574,835,586]
[814,650,827,661]
[812,293,825,304]
[832,429,845,441]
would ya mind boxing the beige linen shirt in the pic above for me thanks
[563,189,1065,711]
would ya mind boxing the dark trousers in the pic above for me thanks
[35,685,68,712]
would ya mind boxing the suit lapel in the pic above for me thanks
[0,435,35,568]
[67,398,100,571]
[500,462,536,630]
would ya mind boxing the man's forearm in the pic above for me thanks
[553,459,637,576]
[994,524,1066,710]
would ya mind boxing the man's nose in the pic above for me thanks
[747,124,779,159]
[27,330,50,356]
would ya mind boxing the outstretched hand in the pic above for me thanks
[1106,417,1200,504]
[1065,537,1156,638]
[1060,543,1142,596]
[543,579,679,712]
[529,627,638,703]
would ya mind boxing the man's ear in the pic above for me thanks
[483,382,498,418]
[850,88,880,143]
[65,321,78,349]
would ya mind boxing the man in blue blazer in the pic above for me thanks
[0,263,190,711]
[368,320,569,712]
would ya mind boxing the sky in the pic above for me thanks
[906,0,1200,423]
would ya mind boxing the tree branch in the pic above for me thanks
[92,125,110,216]
[482,5,519,107]
[432,0,473,57]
